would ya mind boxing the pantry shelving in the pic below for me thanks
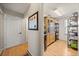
[67,12,78,50]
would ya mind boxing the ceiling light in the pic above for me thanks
[54,10,62,16]
[54,7,65,16]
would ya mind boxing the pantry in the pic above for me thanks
[67,12,78,50]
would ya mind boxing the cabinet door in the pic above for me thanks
[50,34,55,44]
[48,20,55,45]
[47,33,50,46]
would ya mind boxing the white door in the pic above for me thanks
[5,14,25,48]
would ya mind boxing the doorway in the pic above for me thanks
[43,16,77,56]
[55,23,59,41]
[44,16,59,51]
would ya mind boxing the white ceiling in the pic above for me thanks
[1,3,79,18]
[44,3,79,17]
[1,3,30,14]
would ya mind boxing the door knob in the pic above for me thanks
[18,32,22,34]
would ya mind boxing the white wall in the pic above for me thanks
[25,18,28,43]
[4,14,26,49]
[78,16,79,56]
[0,13,4,50]
[21,18,27,42]
[25,3,43,56]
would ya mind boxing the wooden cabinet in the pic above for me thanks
[50,34,55,43]
[47,33,55,46]
[44,16,56,50]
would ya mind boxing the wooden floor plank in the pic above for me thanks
[44,40,77,56]
[1,43,28,56]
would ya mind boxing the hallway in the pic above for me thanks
[0,3,79,56]
[44,40,77,56]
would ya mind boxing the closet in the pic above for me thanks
[44,16,57,51]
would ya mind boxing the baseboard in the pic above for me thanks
[0,48,4,51]
[27,50,32,56]
[47,41,56,47]
[0,50,4,56]
[0,48,5,56]
[24,50,32,56]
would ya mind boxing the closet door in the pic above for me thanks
[5,14,24,48]
[49,20,55,43]
[0,13,4,50]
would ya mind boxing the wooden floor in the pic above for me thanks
[0,40,77,56]
[0,51,2,55]
[44,40,77,56]
[0,43,28,56]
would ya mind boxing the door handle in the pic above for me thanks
[18,32,22,34]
